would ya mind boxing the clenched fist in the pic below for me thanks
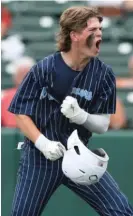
[61,96,88,125]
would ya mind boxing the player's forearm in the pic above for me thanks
[82,114,110,134]
[15,114,41,143]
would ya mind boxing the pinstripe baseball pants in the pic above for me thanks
[11,143,133,216]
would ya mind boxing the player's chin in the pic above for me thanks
[89,49,100,57]
[86,46,100,57]
[85,47,99,58]
[93,47,100,56]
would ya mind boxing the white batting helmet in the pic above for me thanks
[62,130,109,185]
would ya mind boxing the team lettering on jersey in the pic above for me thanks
[71,87,92,101]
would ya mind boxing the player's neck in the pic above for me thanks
[61,50,91,72]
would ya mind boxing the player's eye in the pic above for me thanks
[90,28,97,31]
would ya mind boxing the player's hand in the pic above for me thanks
[61,96,88,125]
[35,134,66,161]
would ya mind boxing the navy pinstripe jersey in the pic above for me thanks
[8,53,116,147]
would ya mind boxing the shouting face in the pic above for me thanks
[70,17,102,58]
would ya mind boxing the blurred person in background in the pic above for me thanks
[116,55,133,89]
[110,55,133,129]
[88,0,133,16]
[1,4,12,38]
[1,57,36,128]
[123,0,133,11]
[109,97,127,129]
[1,4,25,62]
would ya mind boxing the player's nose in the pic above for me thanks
[96,29,102,38]
[94,27,102,37]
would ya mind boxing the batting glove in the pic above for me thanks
[35,134,66,161]
[61,96,88,125]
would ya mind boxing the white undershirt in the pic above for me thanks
[83,114,111,134]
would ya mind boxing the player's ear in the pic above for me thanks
[70,31,79,42]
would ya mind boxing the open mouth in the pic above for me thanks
[96,40,102,50]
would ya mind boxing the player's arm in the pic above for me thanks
[8,63,66,160]
[83,113,110,134]
[61,67,116,134]
[61,96,110,134]
[15,114,41,143]
[8,64,42,143]
[15,114,65,160]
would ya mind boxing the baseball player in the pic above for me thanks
[8,6,133,216]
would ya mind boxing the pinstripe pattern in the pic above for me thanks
[63,171,133,216]
[8,54,116,143]
[11,143,29,216]
[11,144,64,216]
[9,53,133,216]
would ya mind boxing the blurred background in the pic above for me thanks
[1,1,133,216]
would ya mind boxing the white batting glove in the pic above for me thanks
[35,134,66,161]
[61,96,88,125]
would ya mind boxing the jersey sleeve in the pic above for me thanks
[92,67,116,114]
[8,64,42,116]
